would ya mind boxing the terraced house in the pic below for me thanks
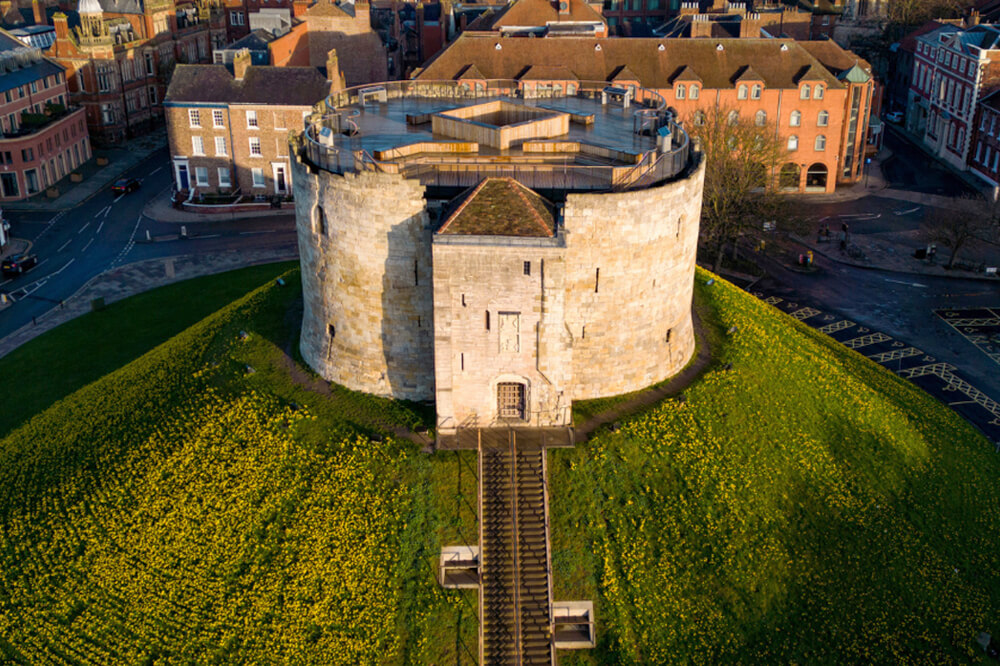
[416,34,877,192]
[0,29,91,201]
[164,49,331,201]
[48,0,227,144]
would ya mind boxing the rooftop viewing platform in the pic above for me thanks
[298,79,691,193]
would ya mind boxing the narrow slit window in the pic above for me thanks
[485,310,490,331]
[523,261,531,276]
[595,268,600,293]
[582,325,586,339]
[461,353,465,371]
[328,324,336,338]
[315,206,326,236]
[461,294,466,307]
[414,259,419,286]
[666,328,672,343]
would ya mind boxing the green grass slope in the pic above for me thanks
[551,269,997,663]
[0,269,479,664]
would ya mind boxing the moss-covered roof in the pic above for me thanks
[439,177,556,237]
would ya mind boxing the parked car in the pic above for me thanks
[1,253,38,276]
[885,111,904,123]
[112,177,141,195]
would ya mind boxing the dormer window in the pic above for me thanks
[813,84,824,100]
[690,84,699,100]
[751,83,762,99]
[738,84,748,100]
[800,84,811,100]
[676,83,685,99]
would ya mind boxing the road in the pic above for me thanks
[0,147,296,340]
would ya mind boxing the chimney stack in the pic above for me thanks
[327,48,346,92]
[52,11,68,39]
[32,0,45,25]
[233,48,252,80]
[292,0,309,17]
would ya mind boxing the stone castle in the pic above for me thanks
[291,79,705,434]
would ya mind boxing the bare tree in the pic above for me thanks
[925,194,997,268]
[686,105,788,272]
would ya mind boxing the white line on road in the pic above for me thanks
[77,222,90,235]
[113,194,125,203]
[0,278,9,287]
[199,233,221,238]
[95,220,105,235]
[82,237,94,252]
[884,278,928,288]
[52,258,75,276]
[103,205,112,218]
[893,206,920,216]
[36,258,48,268]
[94,205,110,218]
[149,166,163,176]
[57,239,71,252]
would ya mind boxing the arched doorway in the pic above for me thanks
[779,163,800,191]
[806,163,828,192]
[748,162,767,192]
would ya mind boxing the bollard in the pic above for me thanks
[180,225,188,239]
[145,229,151,241]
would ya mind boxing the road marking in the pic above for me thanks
[884,278,928,288]
[837,212,882,219]
[149,166,163,175]
[77,221,90,234]
[790,307,822,321]
[893,206,920,216]
[36,258,48,268]
[199,233,221,238]
[818,320,856,334]
[57,239,72,252]
[843,332,892,349]
[110,215,143,268]
[82,238,94,252]
[239,230,274,235]
[95,220,105,235]
[0,278,9,287]
[94,205,110,218]
[103,205,112,218]
[52,258,74,276]
[113,194,125,203]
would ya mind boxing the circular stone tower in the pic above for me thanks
[291,80,704,432]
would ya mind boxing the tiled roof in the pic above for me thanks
[670,64,702,83]
[798,40,872,76]
[467,0,603,30]
[306,0,353,17]
[520,64,577,80]
[899,20,950,53]
[439,177,556,237]
[0,31,63,94]
[165,64,329,106]
[417,35,844,90]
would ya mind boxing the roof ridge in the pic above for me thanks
[508,178,554,236]
[438,178,490,234]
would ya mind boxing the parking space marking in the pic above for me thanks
[935,307,1000,365]
[868,347,923,364]
[842,332,892,349]
[818,320,855,334]
[790,307,822,321]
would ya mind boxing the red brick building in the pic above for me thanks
[0,29,91,201]
[417,34,875,192]
[164,50,330,199]
[48,0,227,145]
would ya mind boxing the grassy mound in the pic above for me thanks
[0,263,995,663]
[550,269,997,663]
[0,269,478,664]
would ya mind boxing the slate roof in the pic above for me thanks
[439,177,556,237]
[0,30,64,94]
[799,40,872,77]
[165,64,329,106]
[417,35,844,90]
[97,0,145,15]
[223,29,276,51]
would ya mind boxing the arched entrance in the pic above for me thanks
[779,163,800,191]
[748,162,767,193]
[806,163,828,192]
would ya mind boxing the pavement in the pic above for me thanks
[0,247,297,359]
[142,186,296,223]
[3,129,168,212]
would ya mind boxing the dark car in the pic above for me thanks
[112,177,141,195]
[1,253,38,276]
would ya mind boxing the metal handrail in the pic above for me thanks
[299,78,689,192]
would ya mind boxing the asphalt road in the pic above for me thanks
[0,148,296,340]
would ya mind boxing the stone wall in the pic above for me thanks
[293,158,435,401]
[432,237,573,432]
[563,156,705,400]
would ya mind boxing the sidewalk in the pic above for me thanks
[0,237,30,262]
[4,128,168,212]
[0,247,297,359]
[142,186,297,223]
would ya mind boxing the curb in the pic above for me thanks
[787,234,1000,283]
[142,187,298,224]
[0,251,299,360]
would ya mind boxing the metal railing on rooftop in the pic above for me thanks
[299,79,691,193]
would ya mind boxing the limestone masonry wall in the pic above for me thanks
[563,157,705,400]
[294,160,435,401]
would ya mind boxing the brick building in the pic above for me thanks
[907,22,1000,171]
[464,0,607,37]
[0,29,91,201]
[164,50,330,199]
[417,34,876,192]
[657,1,834,40]
[266,0,386,85]
[968,88,1000,188]
[48,0,227,144]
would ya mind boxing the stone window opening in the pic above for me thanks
[523,260,531,276]
[315,206,326,235]
[462,294,466,307]
[461,353,465,371]
[414,259,419,286]
[582,325,586,339]
[677,216,682,237]
[328,323,335,338]
[595,267,600,293]
[666,328,672,343]
[486,310,491,331]
[418,316,422,327]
